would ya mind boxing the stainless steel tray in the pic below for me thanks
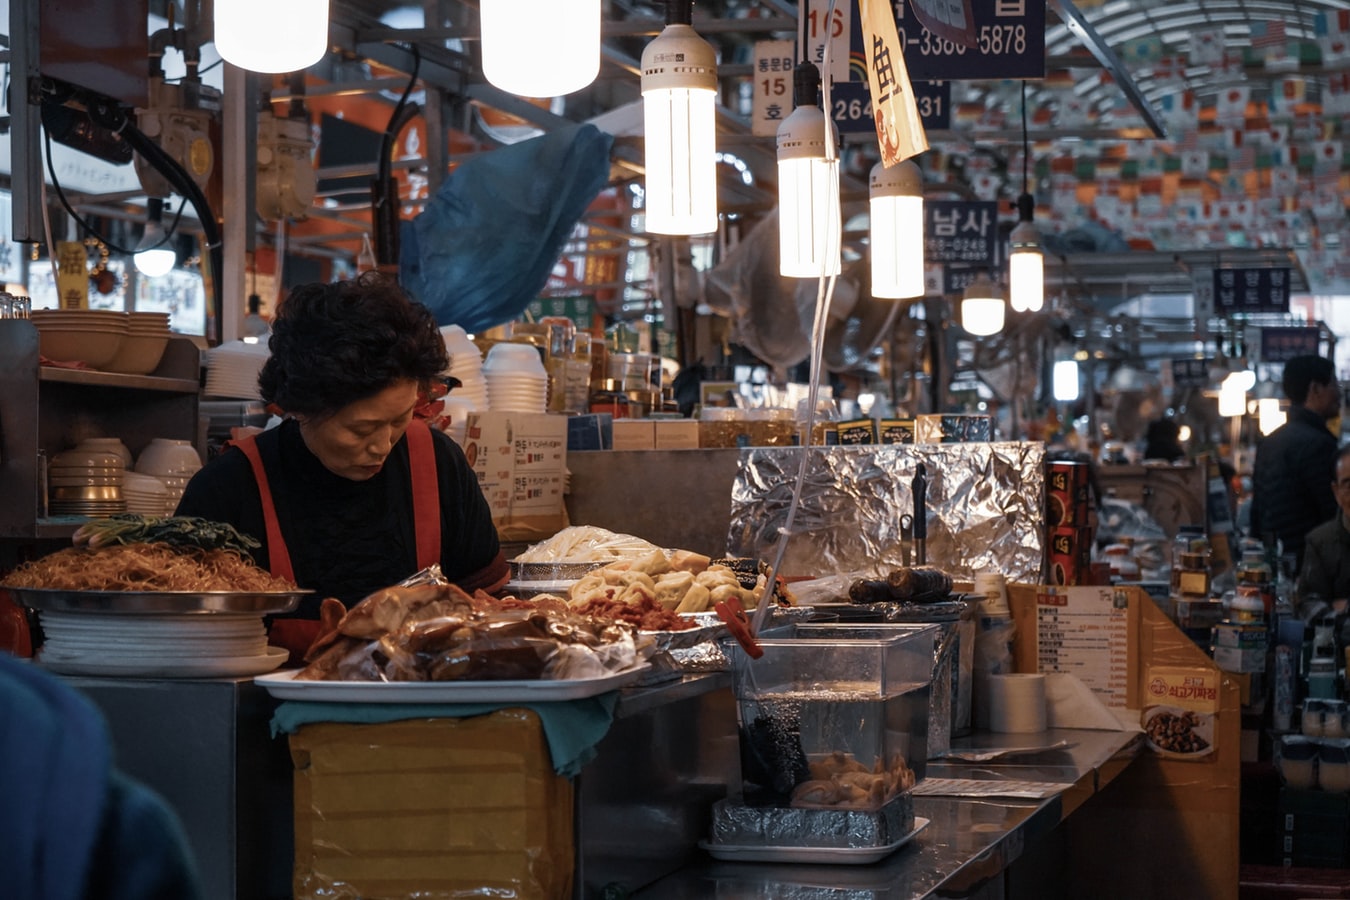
[9,587,308,616]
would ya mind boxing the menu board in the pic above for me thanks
[1035,586,1130,708]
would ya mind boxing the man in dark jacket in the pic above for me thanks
[1299,444,1350,606]
[1252,354,1342,567]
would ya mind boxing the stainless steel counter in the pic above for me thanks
[632,728,1144,900]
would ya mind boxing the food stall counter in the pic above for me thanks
[631,727,1144,900]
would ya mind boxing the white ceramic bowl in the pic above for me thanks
[483,342,547,376]
[134,439,202,477]
[51,449,124,470]
[76,438,132,468]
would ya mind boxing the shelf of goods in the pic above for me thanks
[0,319,201,541]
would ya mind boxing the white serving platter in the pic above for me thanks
[253,664,649,703]
[698,817,930,865]
[40,645,288,679]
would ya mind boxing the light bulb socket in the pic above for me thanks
[776,103,835,162]
[1009,219,1041,253]
[641,23,717,92]
[963,273,1003,302]
[1015,192,1035,223]
[869,158,922,199]
[791,60,822,109]
[665,0,693,25]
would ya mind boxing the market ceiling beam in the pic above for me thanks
[1047,0,1168,139]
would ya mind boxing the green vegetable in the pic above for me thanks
[72,514,261,554]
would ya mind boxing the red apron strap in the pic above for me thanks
[234,435,296,583]
[405,418,442,570]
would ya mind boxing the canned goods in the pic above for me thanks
[1047,461,1090,528]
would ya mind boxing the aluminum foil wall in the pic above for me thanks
[726,442,1045,582]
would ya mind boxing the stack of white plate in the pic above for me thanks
[123,471,170,515]
[483,342,548,414]
[134,438,203,513]
[48,448,126,516]
[37,611,286,678]
[203,340,270,399]
[441,325,489,409]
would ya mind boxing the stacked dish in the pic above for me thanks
[75,437,132,469]
[483,341,548,414]
[203,339,270,399]
[31,309,126,368]
[105,311,172,375]
[36,611,286,677]
[48,448,125,516]
[134,438,203,513]
[123,471,171,515]
[441,325,489,409]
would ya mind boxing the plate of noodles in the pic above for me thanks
[1,537,307,615]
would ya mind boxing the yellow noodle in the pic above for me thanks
[1,543,297,593]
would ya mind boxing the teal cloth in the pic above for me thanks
[270,694,619,777]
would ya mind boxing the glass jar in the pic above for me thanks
[699,406,749,448]
[1177,551,1211,598]
[589,379,631,418]
[747,408,796,446]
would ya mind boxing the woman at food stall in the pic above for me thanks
[176,273,508,659]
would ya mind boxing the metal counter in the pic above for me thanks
[632,728,1144,900]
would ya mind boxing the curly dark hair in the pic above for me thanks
[258,273,448,417]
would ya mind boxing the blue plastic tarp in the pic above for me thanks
[400,123,614,333]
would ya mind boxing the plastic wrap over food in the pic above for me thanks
[709,793,915,849]
[727,443,1045,581]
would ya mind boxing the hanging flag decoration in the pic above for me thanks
[858,0,928,166]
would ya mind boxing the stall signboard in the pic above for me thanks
[940,265,986,295]
[849,0,1046,81]
[1259,326,1321,362]
[750,40,797,137]
[1034,585,1130,709]
[1170,357,1212,389]
[1213,267,1291,314]
[830,80,951,134]
[523,296,596,331]
[926,200,999,267]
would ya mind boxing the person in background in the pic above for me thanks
[176,273,509,661]
[1142,418,1185,462]
[1251,354,1342,568]
[1298,444,1350,606]
[1,652,203,899]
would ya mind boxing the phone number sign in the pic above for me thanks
[853,0,1046,81]
[830,80,951,134]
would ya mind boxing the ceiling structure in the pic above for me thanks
[13,0,1350,331]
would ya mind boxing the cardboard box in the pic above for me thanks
[653,419,700,449]
[290,710,574,900]
[611,419,656,450]
[464,412,568,541]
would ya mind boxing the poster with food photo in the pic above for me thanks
[1142,666,1220,760]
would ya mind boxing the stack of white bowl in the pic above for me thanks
[440,396,477,446]
[134,438,203,514]
[122,471,170,515]
[440,325,488,409]
[30,309,127,369]
[483,342,549,414]
[203,340,270,399]
[106,311,172,375]
[48,448,126,516]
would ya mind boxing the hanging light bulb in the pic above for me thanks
[777,61,840,278]
[215,0,330,74]
[481,0,600,98]
[869,158,924,299]
[134,198,176,279]
[1052,359,1080,402]
[960,273,1005,336]
[1008,83,1044,313]
[641,0,718,235]
[1009,194,1044,312]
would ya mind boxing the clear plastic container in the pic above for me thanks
[747,408,797,446]
[728,628,935,807]
[699,406,749,448]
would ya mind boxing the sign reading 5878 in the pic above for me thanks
[855,0,1046,80]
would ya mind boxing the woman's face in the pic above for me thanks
[297,379,420,481]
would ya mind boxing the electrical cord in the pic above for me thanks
[373,44,422,267]
[42,128,187,256]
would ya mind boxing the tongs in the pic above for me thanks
[716,596,763,658]
[912,463,927,566]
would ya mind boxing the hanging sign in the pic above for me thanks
[859,0,929,165]
[830,80,951,134]
[1170,357,1213,389]
[851,0,1046,80]
[55,241,90,310]
[797,0,853,85]
[925,200,999,266]
[1213,267,1291,314]
[941,265,985,295]
[1260,326,1321,362]
[751,40,797,137]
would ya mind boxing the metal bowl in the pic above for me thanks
[7,587,309,616]
[508,559,607,581]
